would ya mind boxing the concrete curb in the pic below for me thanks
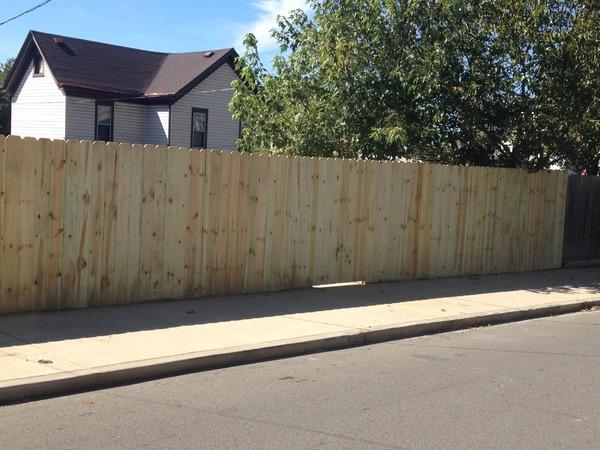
[2,298,600,405]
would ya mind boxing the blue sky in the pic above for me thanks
[0,0,308,62]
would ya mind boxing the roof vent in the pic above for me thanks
[204,51,214,57]
[53,37,64,45]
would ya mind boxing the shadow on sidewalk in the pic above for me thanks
[0,267,598,347]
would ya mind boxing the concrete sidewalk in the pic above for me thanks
[1,267,599,403]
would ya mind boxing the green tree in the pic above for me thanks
[231,0,599,173]
[0,58,14,136]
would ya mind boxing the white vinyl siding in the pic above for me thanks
[113,102,146,144]
[10,59,66,139]
[145,105,169,145]
[169,64,240,150]
[65,96,95,140]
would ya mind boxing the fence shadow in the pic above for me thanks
[1,267,599,347]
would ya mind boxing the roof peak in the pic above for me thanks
[29,30,232,58]
[30,30,167,56]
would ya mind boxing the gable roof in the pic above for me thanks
[2,31,238,101]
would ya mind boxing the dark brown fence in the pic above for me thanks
[563,175,600,265]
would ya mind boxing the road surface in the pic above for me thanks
[1,311,600,449]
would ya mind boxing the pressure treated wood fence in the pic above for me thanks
[0,135,568,314]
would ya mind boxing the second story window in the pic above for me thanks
[95,102,113,142]
[33,54,44,77]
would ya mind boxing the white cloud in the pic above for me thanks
[237,0,310,54]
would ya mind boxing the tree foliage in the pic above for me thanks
[0,58,14,136]
[231,0,600,173]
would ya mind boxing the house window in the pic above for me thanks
[33,54,44,77]
[191,108,208,148]
[95,102,113,142]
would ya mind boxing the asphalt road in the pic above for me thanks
[2,310,600,449]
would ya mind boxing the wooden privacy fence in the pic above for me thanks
[563,175,600,264]
[0,135,568,314]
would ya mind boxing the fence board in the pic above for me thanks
[0,135,570,314]
[150,145,168,300]
[0,136,21,312]
[114,143,133,303]
[33,139,52,309]
[126,144,144,302]
[163,147,190,298]
[138,145,155,300]
[225,151,242,293]
[184,148,205,297]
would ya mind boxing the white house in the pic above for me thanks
[2,31,241,150]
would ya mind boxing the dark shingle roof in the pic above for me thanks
[146,50,234,96]
[3,31,237,99]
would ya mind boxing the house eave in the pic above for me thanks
[62,85,144,100]
[3,31,38,95]
[61,85,176,104]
